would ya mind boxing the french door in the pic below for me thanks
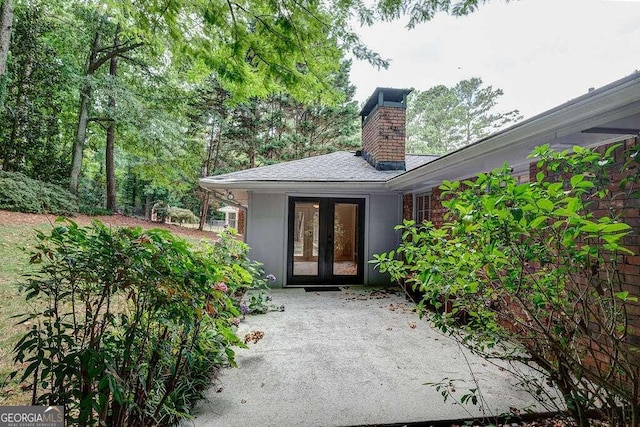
[287,197,365,286]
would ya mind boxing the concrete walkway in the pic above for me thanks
[189,288,539,427]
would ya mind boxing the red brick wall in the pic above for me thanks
[361,105,406,167]
[427,180,477,228]
[530,137,640,381]
[402,194,413,221]
[429,187,446,228]
[405,137,640,380]
[531,137,640,335]
[238,208,246,236]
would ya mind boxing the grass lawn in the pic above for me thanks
[0,224,48,404]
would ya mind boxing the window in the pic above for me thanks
[227,212,237,229]
[415,193,431,223]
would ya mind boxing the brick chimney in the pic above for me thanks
[359,88,411,171]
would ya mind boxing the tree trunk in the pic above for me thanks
[145,193,152,220]
[70,23,142,196]
[70,30,101,195]
[105,119,116,211]
[198,191,210,231]
[130,171,137,213]
[0,0,14,109]
[198,116,224,230]
[70,84,92,194]
[105,26,119,212]
[0,0,13,77]
[4,49,32,171]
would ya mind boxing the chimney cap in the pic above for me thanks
[360,87,412,118]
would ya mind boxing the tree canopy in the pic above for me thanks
[407,77,521,155]
[0,0,495,219]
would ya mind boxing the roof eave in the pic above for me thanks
[199,178,394,192]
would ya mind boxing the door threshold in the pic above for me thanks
[303,286,342,292]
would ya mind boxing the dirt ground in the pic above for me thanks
[0,210,219,240]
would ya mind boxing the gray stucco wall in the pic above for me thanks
[246,192,287,287]
[366,193,403,285]
[246,191,402,287]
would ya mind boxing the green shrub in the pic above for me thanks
[0,171,78,215]
[0,172,41,213]
[168,207,198,224]
[77,179,105,210]
[11,219,259,425]
[203,227,268,296]
[374,144,640,426]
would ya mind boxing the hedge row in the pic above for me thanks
[0,171,78,215]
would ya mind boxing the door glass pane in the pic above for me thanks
[333,203,358,276]
[293,202,319,276]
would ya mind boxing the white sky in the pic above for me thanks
[349,0,640,119]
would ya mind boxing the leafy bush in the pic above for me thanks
[168,207,198,224]
[11,219,260,425]
[245,291,284,314]
[374,144,640,426]
[202,227,269,296]
[0,171,78,215]
[77,179,107,214]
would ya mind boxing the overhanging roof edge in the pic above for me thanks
[199,178,394,192]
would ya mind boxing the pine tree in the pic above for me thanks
[407,78,522,155]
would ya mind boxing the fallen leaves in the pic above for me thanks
[340,291,368,301]
[387,302,414,314]
[369,289,394,299]
[244,330,264,344]
[449,416,611,427]
[340,288,399,301]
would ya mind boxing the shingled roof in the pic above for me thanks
[200,152,438,186]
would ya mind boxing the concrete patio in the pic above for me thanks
[189,287,543,427]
